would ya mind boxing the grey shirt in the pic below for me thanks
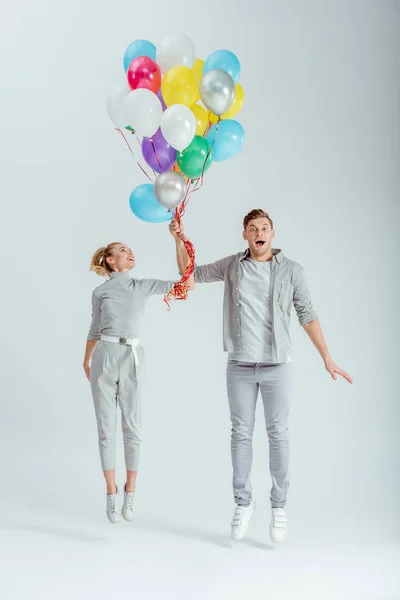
[194,249,318,364]
[88,271,174,341]
[229,257,274,363]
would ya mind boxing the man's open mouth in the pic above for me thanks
[255,240,265,246]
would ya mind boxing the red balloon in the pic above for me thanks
[127,56,161,94]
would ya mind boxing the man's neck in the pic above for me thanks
[248,249,274,262]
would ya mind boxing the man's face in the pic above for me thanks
[243,218,275,258]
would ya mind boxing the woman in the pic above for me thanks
[83,239,193,524]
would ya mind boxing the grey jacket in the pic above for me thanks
[194,249,318,363]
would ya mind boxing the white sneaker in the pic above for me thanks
[122,487,135,521]
[106,487,120,524]
[269,507,287,543]
[231,501,256,541]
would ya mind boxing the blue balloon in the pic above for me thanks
[206,120,245,162]
[123,39,157,72]
[203,50,241,84]
[129,184,172,223]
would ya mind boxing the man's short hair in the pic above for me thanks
[243,209,273,230]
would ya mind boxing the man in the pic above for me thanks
[169,209,352,544]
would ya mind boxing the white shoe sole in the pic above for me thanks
[231,502,256,541]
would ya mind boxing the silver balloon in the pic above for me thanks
[154,170,186,209]
[200,69,235,117]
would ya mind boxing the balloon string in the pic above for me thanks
[115,128,154,183]
[163,208,196,310]
[201,117,220,184]
[151,138,162,171]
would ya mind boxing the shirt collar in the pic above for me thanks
[240,248,283,263]
[110,270,132,280]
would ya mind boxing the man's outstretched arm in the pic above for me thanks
[293,264,353,384]
[303,320,353,383]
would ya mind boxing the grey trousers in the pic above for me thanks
[90,341,143,471]
[226,361,292,508]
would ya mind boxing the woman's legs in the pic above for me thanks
[91,343,119,492]
[118,346,143,497]
[104,469,117,495]
[125,470,138,493]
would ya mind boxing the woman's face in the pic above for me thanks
[106,244,135,272]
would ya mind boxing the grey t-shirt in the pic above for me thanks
[88,271,174,341]
[229,257,275,363]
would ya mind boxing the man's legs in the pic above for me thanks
[258,363,292,508]
[226,361,259,506]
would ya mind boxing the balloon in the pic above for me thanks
[207,83,245,123]
[127,56,161,94]
[206,119,244,161]
[177,135,212,179]
[192,58,204,88]
[191,103,208,136]
[156,33,195,74]
[192,58,204,102]
[157,89,167,111]
[154,170,187,209]
[107,84,131,128]
[161,67,197,106]
[161,104,196,152]
[200,69,235,116]
[222,83,245,119]
[124,89,162,137]
[129,184,172,223]
[203,49,241,84]
[161,66,198,107]
[142,128,177,173]
[123,39,157,72]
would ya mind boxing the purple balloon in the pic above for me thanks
[157,89,167,111]
[142,128,177,173]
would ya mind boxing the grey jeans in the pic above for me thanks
[226,361,292,508]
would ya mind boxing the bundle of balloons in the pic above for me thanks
[107,32,245,304]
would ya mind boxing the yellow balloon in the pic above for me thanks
[192,58,204,87]
[222,83,245,119]
[191,104,208,136]
[192,58,204,104]
[162,66,198,107]
[207,111,219,125]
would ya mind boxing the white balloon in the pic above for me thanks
[107,84,131,128]
[124,89,162,138]
[161,104,196,152]
[156,32,195,74]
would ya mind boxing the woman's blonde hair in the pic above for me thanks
[90,242,122,277]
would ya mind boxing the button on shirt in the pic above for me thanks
[229,257,273,363]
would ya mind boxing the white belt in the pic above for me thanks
[100,335,140,367]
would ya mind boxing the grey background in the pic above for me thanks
[0,0,399,598]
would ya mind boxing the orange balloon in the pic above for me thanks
[173,163,189,182]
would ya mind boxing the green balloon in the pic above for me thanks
[177,136,212,179]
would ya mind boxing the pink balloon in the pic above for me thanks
[127,56,161,94]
